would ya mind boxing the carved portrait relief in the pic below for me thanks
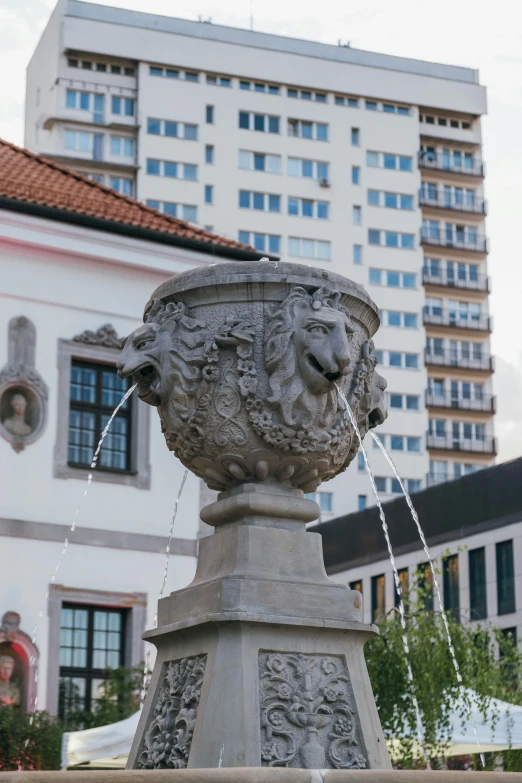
[0,317,48,452]
[118,264,387,493]
[0,612,39,711]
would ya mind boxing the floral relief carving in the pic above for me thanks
[259,651,368,770]
[136,655,207,769]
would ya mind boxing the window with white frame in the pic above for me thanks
[369,269,417,289]
[64,130,94,153]
[238,151,281,173]
[420,114,473,130]
[367,190,414,210]
[238,231,281,254]
[146,159,198,180]
[287,158,329,180]
[240,81,280,95]
[288,237,331,261]
[380,310,418,328]
[110,136,135,158]
[368,229,415,249]
[388,393,420,411]
[353,245,363,264]
[364,100,410,115]
[366,151,413,171]
[420,183,477,209]
[288,119,328,141]
[376,434,421,453]
[149,65,199,81]
[111,97,135,117]
[239,112,280,133]
[287,88,327,103]
[206,74,232,87]
[374,350,419,369]
[352,205,362,225]
[335,96,359,108]
[146,200,197,222]
[304,491,333,520]
[288,197,329,219]
[239,191,281,212]
[66,90,105,120]
[147,118,198,140]
[374,477,421,494]
[109,177,133,196]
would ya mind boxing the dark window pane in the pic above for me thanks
[371,574,385,622]
[497,540,515,615]
[469,547,487,620]
[443,554,460,620]
[417,563,434,611]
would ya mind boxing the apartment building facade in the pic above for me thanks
[25,0,495,516]
[314,458,522,646]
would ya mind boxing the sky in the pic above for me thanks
[1,0,522,464]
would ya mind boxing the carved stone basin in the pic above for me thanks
[118,261,387,495]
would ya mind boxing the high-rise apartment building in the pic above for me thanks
[25,0,495,516]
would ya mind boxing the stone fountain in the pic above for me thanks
[117,261,390,771]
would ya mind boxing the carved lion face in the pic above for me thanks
[293,300,353,395]
[368,368,388,428]
[117,322,168,405]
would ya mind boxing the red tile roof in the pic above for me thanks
[0,138,259,257]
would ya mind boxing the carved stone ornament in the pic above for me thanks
[0,611,39,712]
[0,316,48,452]
[259,651,368,769]
[118,262,387,493]
[73,323,122,349]
[136,655,207,769]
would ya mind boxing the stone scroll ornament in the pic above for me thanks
[118,284,387,493]
[137,655,207,769]
[0,316,48,452]
[259,652,368,769]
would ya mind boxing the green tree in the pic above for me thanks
[365,570,522,769]
[0,708,63,771]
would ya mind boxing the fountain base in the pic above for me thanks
[127,483,390,771]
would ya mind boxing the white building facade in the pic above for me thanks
[25,0,495,520]
[0,140,263,721]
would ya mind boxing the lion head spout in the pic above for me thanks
[264,286,354,428]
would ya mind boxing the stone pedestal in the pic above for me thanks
[128,485,391,771]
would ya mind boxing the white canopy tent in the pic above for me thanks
[61,690,522,768]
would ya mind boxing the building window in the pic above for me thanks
[68,361,131,472]
[110,136,135,158]
[58,603,125,726]
[287,158,329,180]
[381,311,418,329]
[368,230,415,249]
[304,491,333,519]
[469,547,487,620]
[147,118,198,140]
[239,191,281,213]
[395,568,409,607]
[352,205,362,225]
[443,554,460,620]
[288,119,328,141]
[417,562,434,611]
[388,393,419,411]
[350,580,362,594]
[353,245,362,265]
[205,185,213,204]
[351,128,360,146]
[369,269,416,289]
[358,495,367,511]
[205,145,214,164]
[357,452,365,471]
[371,574,385,621]
[55,340,150,488]
[288,237,331,261]
[496,540,515,615]
[111,97,135,116]
[288,197,329,220]
[206,74,232,87]
[146,200,197,222]
[146,159,198,180]
[238,150,282,173]
[500,627,518,657]
[367,151,413,171]
[238,231,280,254]
[351,166,360,185]
[206,105,214,124]
[367,190,414,210]
[239,111,280,133]
[109,177,133,197]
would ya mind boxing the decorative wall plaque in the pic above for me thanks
[136,654,207,769]
[0,611,39,711]
[0,316,48,452]
[259,651,368,769]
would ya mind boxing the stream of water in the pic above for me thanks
[335,385,426,760]
[25,383,137,739]
[140,466,190,705]
[370,431,485,767]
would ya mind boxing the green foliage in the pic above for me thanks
[365,570,522,767]
[0,707,63,771]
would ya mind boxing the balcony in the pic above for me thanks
[419,191,487,215]
[426,391,496,414]
[427,434,497,455]
[424,349,494,373]
[418,151,484,178]
[422,268,490,293]
[421,228,488,254]
[423,310,492,332]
